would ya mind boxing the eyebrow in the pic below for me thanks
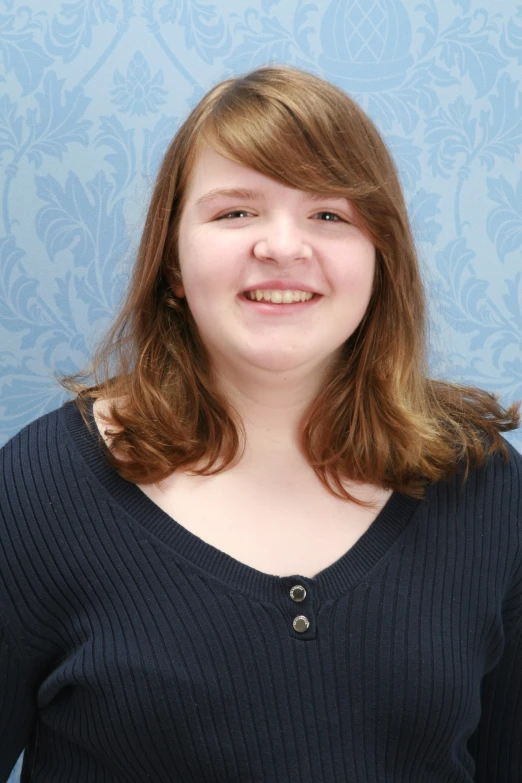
[194,187,346,207]
[195,188,263,206]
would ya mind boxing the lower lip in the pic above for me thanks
[239,293,322,314]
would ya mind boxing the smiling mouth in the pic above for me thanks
[242,291,319,304]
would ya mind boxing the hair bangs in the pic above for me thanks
[195,81,369,203]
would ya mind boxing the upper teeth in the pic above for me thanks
[245,290,314,303]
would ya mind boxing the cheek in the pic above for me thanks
[177,233,215,290]
[178,226,240,289]
[337,241,376,293]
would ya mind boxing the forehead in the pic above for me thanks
[184,146,349,207]
[186,146,276,197]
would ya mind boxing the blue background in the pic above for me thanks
[2,0,521,778]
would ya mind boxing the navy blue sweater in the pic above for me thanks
[0,397,521,782]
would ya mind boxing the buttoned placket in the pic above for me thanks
[280,576,317,640]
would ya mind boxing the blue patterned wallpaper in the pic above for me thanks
[2,0,522,778]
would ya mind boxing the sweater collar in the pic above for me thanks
[61,397,424,604]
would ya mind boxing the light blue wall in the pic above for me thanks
[2,0,521,776]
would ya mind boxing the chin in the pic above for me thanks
[242,350,318,372]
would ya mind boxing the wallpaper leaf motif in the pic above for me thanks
[0,236,63,351]
[435,238,520,359]
[0,370,66,419]
[486,175,522,262]
[26,71,91,167]
[477,73,522,170]
[363,66,441,133]
[45,0,121,62]
[499,10,522,62]
[453,0,471,14]
[142,113,179,179]
[408,189,442,245]
[95,114,137,193]
[386,134,423,195]
[425,96,477,178]
[0,95,24,158]
[438,14,508,97]
[417,0,440,58]
[35,170,128,312]
[158,0,232,63]
[0,8,53,94]
[501,272,521,335]
[225,9,313,70]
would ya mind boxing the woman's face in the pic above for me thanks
[175,146,376,377]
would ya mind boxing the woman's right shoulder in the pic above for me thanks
[0,400,88,582]
[0,394,122,497]
[0,399,114,667]
[1,400,69,459]
[0,396,128,575]
[0,400,81,501]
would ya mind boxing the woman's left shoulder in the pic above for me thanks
[468,435,522,497]
[483,435,522,484]
[444,435,522,528]
[467,437,522,539]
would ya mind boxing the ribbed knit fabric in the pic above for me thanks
[0,398,521,782]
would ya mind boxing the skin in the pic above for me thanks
[175,146,376,462]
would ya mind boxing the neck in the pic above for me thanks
[213,357,331,456]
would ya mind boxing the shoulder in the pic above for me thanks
[450,435,522,591]
[478,436,522,493]
[503,435,522,464]
[423,436,522,631]
[446,433,522,491]
[423,435,522,574]
[0,398,105,542]
[0,401,82,533]
[452,435,522,518]
[0,400,114,665]
[486,438,522,628]
[0,400,71,481]
[0,402,84,629]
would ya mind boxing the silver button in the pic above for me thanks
[289,584,306,602]
[293,615,310,633]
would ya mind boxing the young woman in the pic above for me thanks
[1,65,520,782]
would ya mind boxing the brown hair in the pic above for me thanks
[57,64,520,503]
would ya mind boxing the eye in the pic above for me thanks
[313,211,345,222]
[216,210,253,220]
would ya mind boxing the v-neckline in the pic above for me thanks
[61,396,425,604]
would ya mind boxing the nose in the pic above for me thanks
[253,215,312,263]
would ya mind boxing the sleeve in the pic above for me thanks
[467,601,522,781]
[0,625,35,782]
